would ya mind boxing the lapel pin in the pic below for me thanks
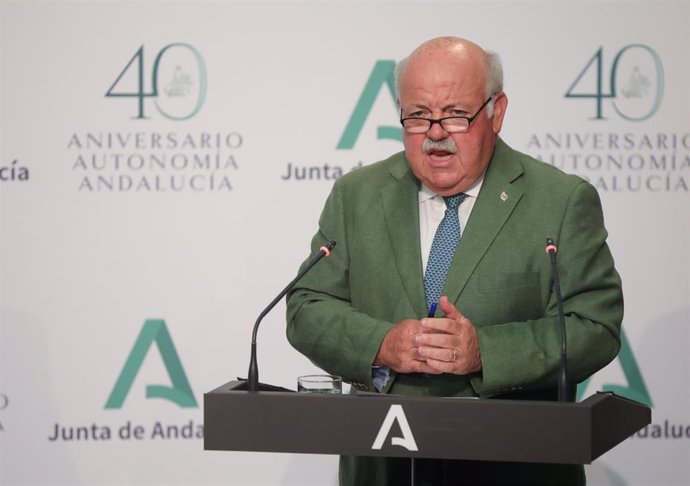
[500,191,509,202]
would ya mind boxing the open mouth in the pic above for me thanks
[427,149,455,162]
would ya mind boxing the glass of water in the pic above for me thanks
[297,374,342,394]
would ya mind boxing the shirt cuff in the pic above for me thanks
[372,366,391,392]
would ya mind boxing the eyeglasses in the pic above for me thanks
[400,96,495,134]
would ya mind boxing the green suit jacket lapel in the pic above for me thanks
[380,155,429,319]
[444,138,525,305]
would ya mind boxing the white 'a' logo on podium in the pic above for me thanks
[371,404,419,451]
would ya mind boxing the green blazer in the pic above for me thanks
[286,138,622,399]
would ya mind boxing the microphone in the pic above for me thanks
[545,237,571,402]
[247,240,337,392]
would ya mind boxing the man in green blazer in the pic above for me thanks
[286,37,622,486]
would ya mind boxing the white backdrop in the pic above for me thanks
[1,1,689,485]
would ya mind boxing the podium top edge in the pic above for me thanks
[205,381,649,411]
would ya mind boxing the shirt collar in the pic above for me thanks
[418,173,485,203]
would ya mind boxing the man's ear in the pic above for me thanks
[491,92,508,135]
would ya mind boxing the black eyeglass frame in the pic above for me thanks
[399,95,495,134]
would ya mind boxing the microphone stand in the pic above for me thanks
[545,237,571,402]
[247,240,336,392]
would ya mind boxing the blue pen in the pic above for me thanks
[427,302,437,318]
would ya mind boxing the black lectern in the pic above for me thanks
[204,380,650,464]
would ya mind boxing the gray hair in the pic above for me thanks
[395,49,504,118]
[485,51,503,117]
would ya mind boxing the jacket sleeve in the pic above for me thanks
[286,180,395,390]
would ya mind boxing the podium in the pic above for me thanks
[204,380,650,464]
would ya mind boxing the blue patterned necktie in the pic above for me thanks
[424,193,467,309]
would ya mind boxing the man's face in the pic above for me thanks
[398,50,507,196]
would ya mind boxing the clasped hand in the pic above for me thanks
[374,296,482,375]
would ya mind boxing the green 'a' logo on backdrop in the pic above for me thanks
[577,327,653,406]
[105,320,197,409]
[337,60,402,149]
